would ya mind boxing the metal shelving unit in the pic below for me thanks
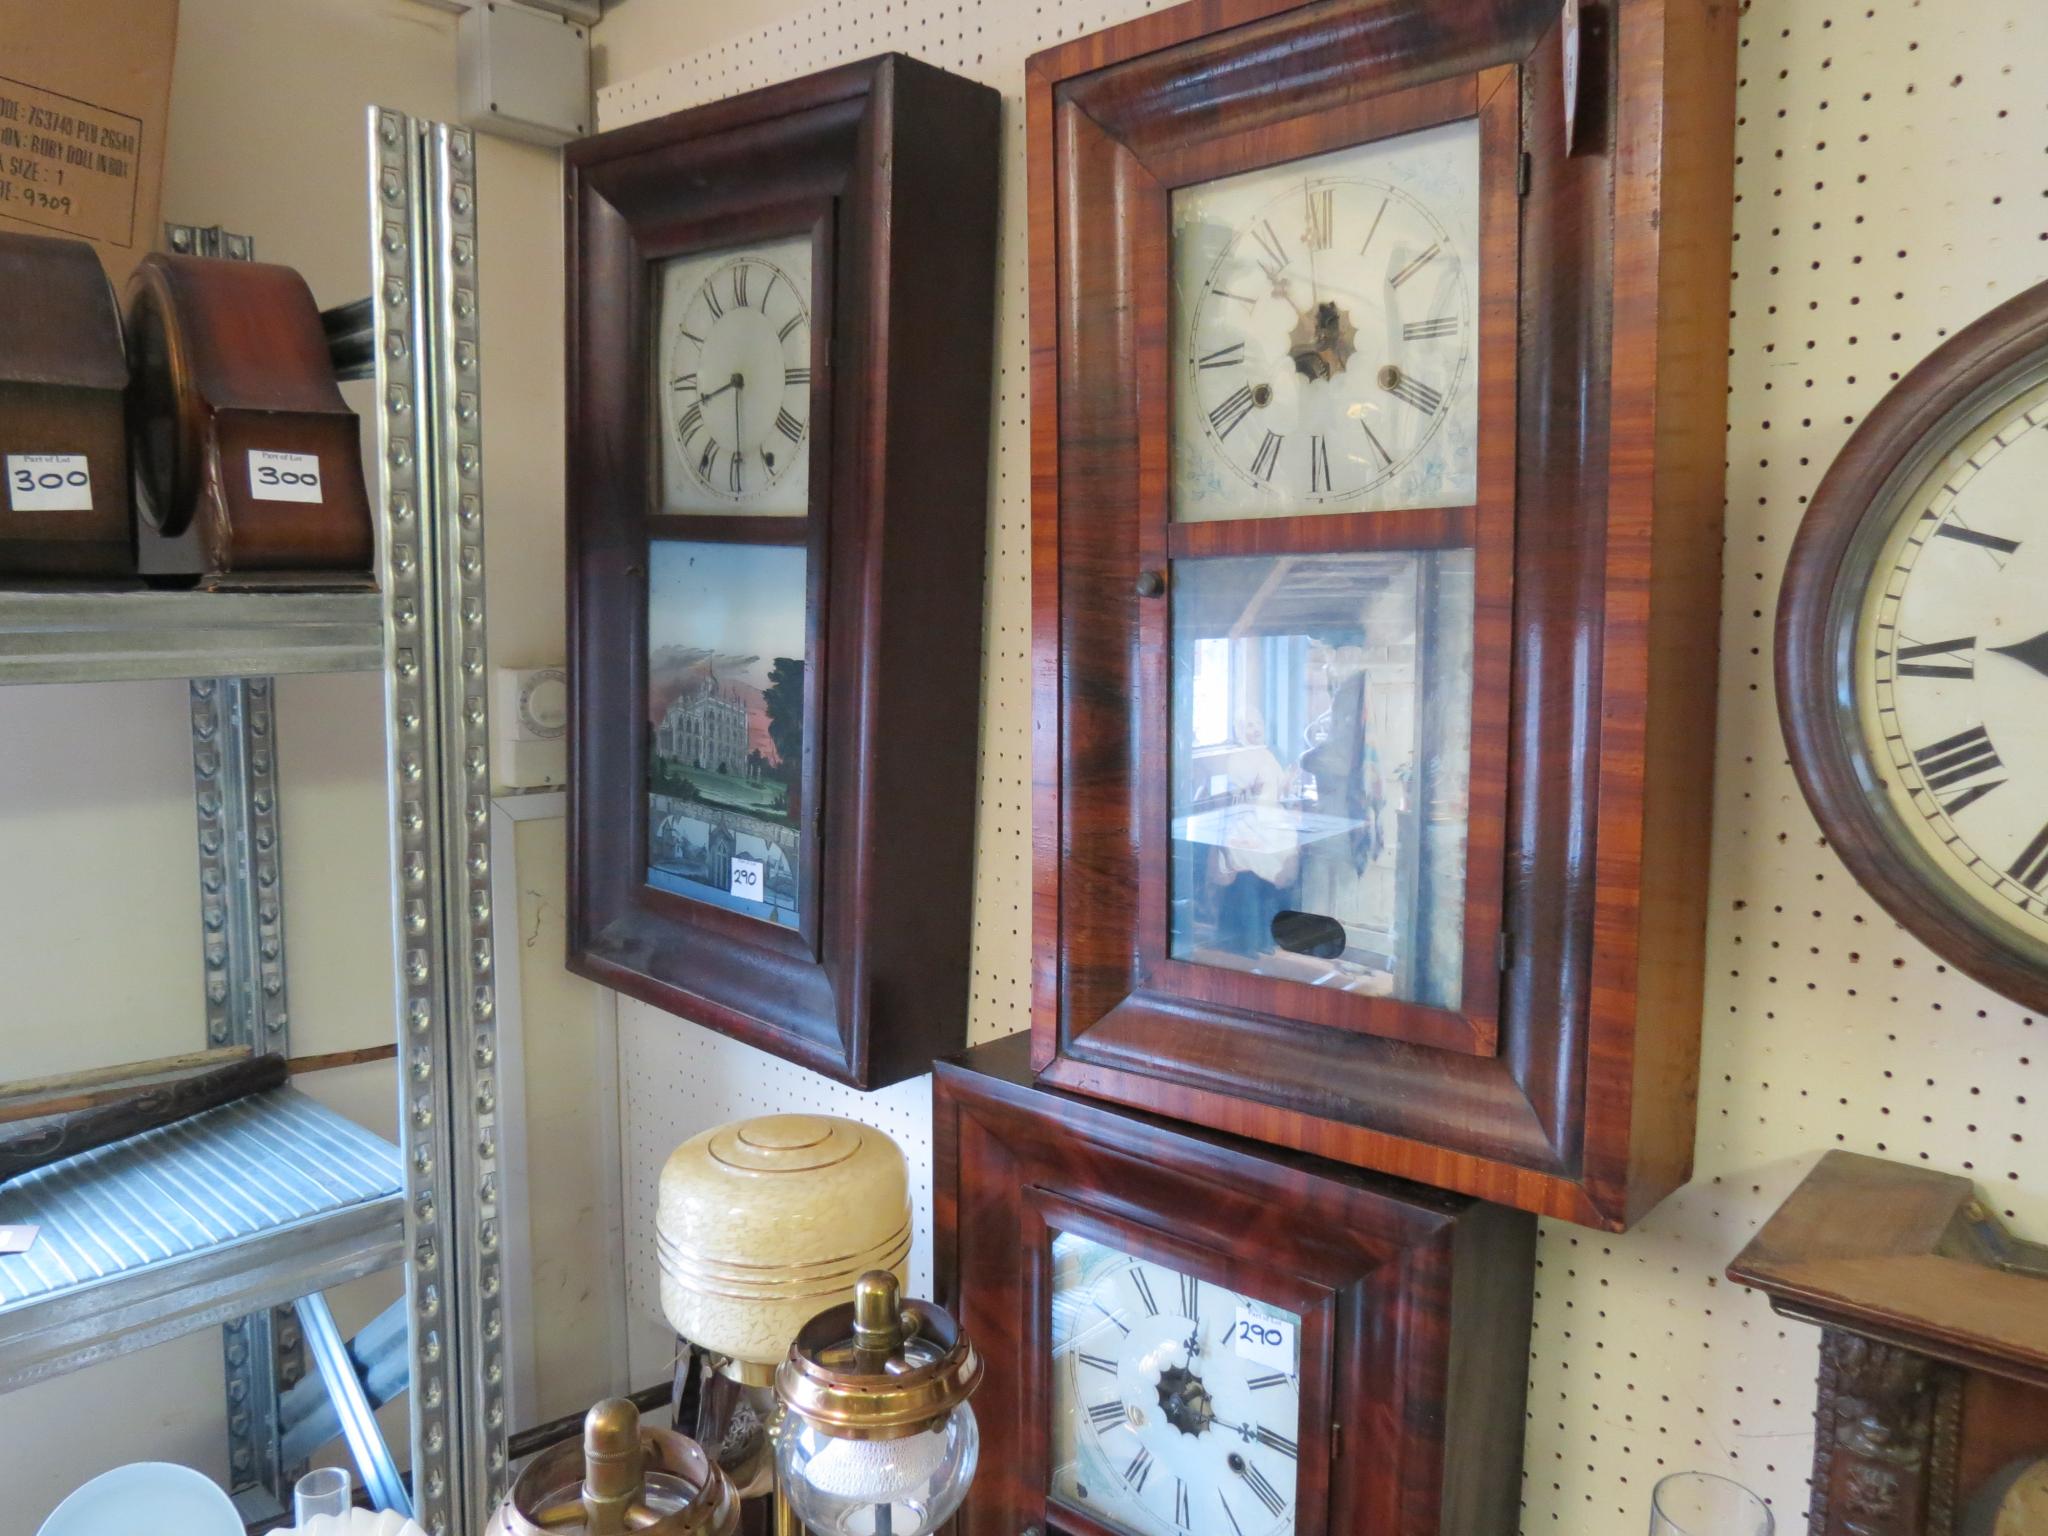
[0,112,497,1536]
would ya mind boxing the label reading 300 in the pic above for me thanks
[6,455,92,512]
[248,450,325,504]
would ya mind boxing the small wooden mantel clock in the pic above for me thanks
[1729,1152,2048,1536]
[566,56,1001,1087]
[936,1034,1537,1536]
[1028,0,1739,1228]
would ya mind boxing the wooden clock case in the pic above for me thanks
[1028,0,1738,1229]
[1729,1152,2048,1536]
[936,1034,1538,1536]
[125,252,376,586]
[564,56,1002,1088]
[0,231,132,578]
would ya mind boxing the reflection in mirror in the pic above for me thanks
[1169,549,1475,1010]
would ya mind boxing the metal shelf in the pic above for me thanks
[0,1088,404,1391]
[0,587,382,687]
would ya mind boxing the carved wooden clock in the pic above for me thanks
[565,56,1001,1087]
[1779,280,2048,1017]
[1028,0,1740,1228]
[937,1035,1537,1536]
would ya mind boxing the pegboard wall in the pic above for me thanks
[596,2,2048,1530]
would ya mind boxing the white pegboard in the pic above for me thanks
[599,2,2048,1531]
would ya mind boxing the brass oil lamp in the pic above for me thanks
[486,1397,739,1535]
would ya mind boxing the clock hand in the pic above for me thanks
[1990,629,2048,681]
[698,372,743,404]
[733,375,744,453]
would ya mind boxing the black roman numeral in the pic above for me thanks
[761,270,780,309]
[698,438,720,480]
[703,284,724,320]
[775,407,805,443]
[2010,823,2048,892]
[1178,1274,1200,1320]
[671,373,697,392]
[1359,197,1388,258]
[1250,219,1288,282]
[1389,243,1440,288]
[1209,386,1257,440]
[733,265,749,307]
[1094,1301,1130,1335]
[1360,421,1393,471]
[1123,1447,1153,1494]
[1130,1269,1159,1316]
[1893,635,1976,680]
[1219,1493,1247,1536]
[1403,316,1461,341]
[1241,1462,1286,1516]
[1087,1399,1126,1430]
[1310,434,1332,494]
[1210,287,1256,308]
[1256,1426,1298,1459]
[1936,521,2021,556]
[1197,341,1245,370]
[1388,375,1444,415]
[1305,187,1334,251]
[1249,430,1283,482]
[1174,1479,1192,1528]
[779,313,803,343]
[1915,724,2003,793]
[1078,1352,1118,1374]
[674,402,704,445]
[785,365,810,387]
[677,327,704,345]
[1246,1372,1289,1391]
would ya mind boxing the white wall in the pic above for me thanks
[580,4,2048,1535]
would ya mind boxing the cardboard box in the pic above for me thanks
[0,0,180,289]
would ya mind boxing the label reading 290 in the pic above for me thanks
[6,455,92,512]
[728,858,766,903]
[1230,1307,1297,1374]
[248,450,324,503]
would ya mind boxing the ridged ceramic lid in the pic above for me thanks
[658,1115,909,1273]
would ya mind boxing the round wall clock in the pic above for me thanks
[1779,279,2048,1013]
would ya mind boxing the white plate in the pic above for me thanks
[298,1510,431,1536]
[37,1462,241,1536]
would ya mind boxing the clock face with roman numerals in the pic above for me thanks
[656,235,813,516]
[1171,117,1479,522]
[1850,372,2048,950]
[1049,1230,1301,1536]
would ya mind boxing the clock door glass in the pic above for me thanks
[1171,118,1480,521]
[1049,1230,1302,1536]
[656,236,814,516]
[1850,371,2048,948]
[1170,549,1475,1010]
[645,538,806,927]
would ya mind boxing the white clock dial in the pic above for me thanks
[1172,117,1480,521]
[656,235,814,516]
[1049,1231,1301,1536]
[1852,373,2048,946]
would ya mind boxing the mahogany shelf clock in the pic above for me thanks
[936,1034,1537,1536]
[565,56,1001,1087]
[1028,0,1739,1229]
[1778,280,2048,1019]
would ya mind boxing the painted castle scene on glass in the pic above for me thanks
[646,538,807,927]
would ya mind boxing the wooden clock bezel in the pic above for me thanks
[1028,0,1739,1229]
[565,55,1002,1088]
[1777,279,2048,1019]
[935,1035,1537,1536]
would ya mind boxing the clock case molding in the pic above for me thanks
[1028,0,1740,1231]
[936,1035,1537,1536]
[565,55,1002,1088]
[1777,278,2048,1019]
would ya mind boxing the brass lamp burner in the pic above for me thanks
[488,1398,740,1535]
[775,1271,983,1443]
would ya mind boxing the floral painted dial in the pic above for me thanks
[1172,117,1480,521]
[1049,1231,1301,1536]
[1852,372,2048,947]
[656,235,814,516]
